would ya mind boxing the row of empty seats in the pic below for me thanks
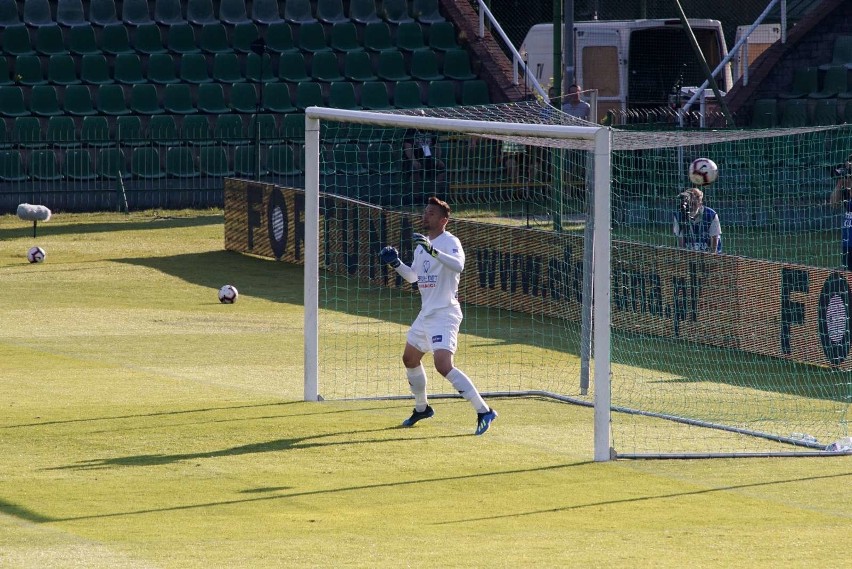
[752,98,852,127]
[0,0,444,28]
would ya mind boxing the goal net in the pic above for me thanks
[301,100,852,459]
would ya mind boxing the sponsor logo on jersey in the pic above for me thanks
[431,335,443,343]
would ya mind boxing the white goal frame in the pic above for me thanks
[302,106,614,462]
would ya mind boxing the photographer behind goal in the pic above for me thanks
[673,188,722,253]
[829,154,852,270]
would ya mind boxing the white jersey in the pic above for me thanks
[396,231,465,316]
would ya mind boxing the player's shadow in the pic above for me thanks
[46,427,467,471]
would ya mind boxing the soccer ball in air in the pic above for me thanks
[688,158,719,186]
[218,284,239,304]
[27,246,45,263]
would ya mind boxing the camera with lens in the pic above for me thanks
[678,192,691,221]
[835,162,852,177]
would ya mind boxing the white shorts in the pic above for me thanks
[406,307,462,354]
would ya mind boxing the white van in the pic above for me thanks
[520,19,733,122]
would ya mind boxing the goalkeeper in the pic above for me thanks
[378,196,498,435]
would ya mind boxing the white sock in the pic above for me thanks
[406,365,428,411]
[445,368,489,414]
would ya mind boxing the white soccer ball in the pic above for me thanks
[218,284,238,304]
[27,246,45,263]
[688,158,719,186]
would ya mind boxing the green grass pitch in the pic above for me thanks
[0,210,850,568]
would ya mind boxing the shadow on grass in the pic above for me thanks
[0,213,222,241]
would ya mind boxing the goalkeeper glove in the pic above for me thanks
[413,233,438,258]
[379,246,401,268]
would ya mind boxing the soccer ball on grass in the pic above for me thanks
[27,246,45,263]
[218,284,239,304]
[688,158,718,186]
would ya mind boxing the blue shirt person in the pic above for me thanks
[672,188,722,253]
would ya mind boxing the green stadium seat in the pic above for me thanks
[166,22,199,54]
[328,81,359,109]
[130,83,164,115]
[778,67,817,99]
[284,0,317,25]
[344,51,377,82]
[64,149,97,180]
[30,85,63,116]
[36,25,68,56]
[114,53,145,84]
[100,24,133,55]
[81,116,111,147]
[0,117,9,148]
[214,114,246,145]
[780,99,809,127]
[266,22,298,54]
[0,150,28,181]
[0,0,23,27]
[427,80,456,107]
[131,147,165,179]
[317,0,347,25]
[57,0,86,27]
[29,150,63,181]
[46,116,79,147]
[382,0,414,24]
[295,81,323,111]
[810,66,847,99]
[181,115,212,145]
[2,25,35,57]
[166,146,199,178]
[442,49,476,81]
[148,114,179,145]
[349,0,381,25]
[427,22,459,52]
[461,79,490,105]
[63,84,97,116]
[16,55,47,86]
[252,0,284,25]
[88,0,119,27]
[0,57,10,85]
[268,144,302,175]
[311,51,344,82]
[278,52,311,83]
[122,0,153,25]
[197,83,229,114]
[116,116,145,147]
[246,53,276,83]
[219,0,250,25]
[299,22,332,54]
[156,0,187,26]
[199,22,231,54]
[199,146,234,176]
[96,147,126,179]
[187,0,218,26]
[262,82,296,113]
[213,53,244,84]
[280,113,305,142]
[844,101,852,124]
[50,54,84,85]
[234,145,266,177]
[410,49,444,81]
[330,22,363,54]
[229,83,258,113]
[24,0,55,27]
[750,98,777,127]
[78,53,111,85]
[0,86,29,117]
[147,53,180,84]
[333,142,367,174]
[232,21,260,54]
[811,98,838,126]
[396,23,428,53]
[820,36,852,71]
[180,53,212,84]
[366,141,403,176]
[412,0,446,24]
[133,22,167,55]
[96,83,131,115]
[163,83,197,114]
[363,22,395,53]
[361,81,392,110]
[69,24,100,56]
[393,81,422,109]
[248,114,278,143]
[377,50,411,81]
